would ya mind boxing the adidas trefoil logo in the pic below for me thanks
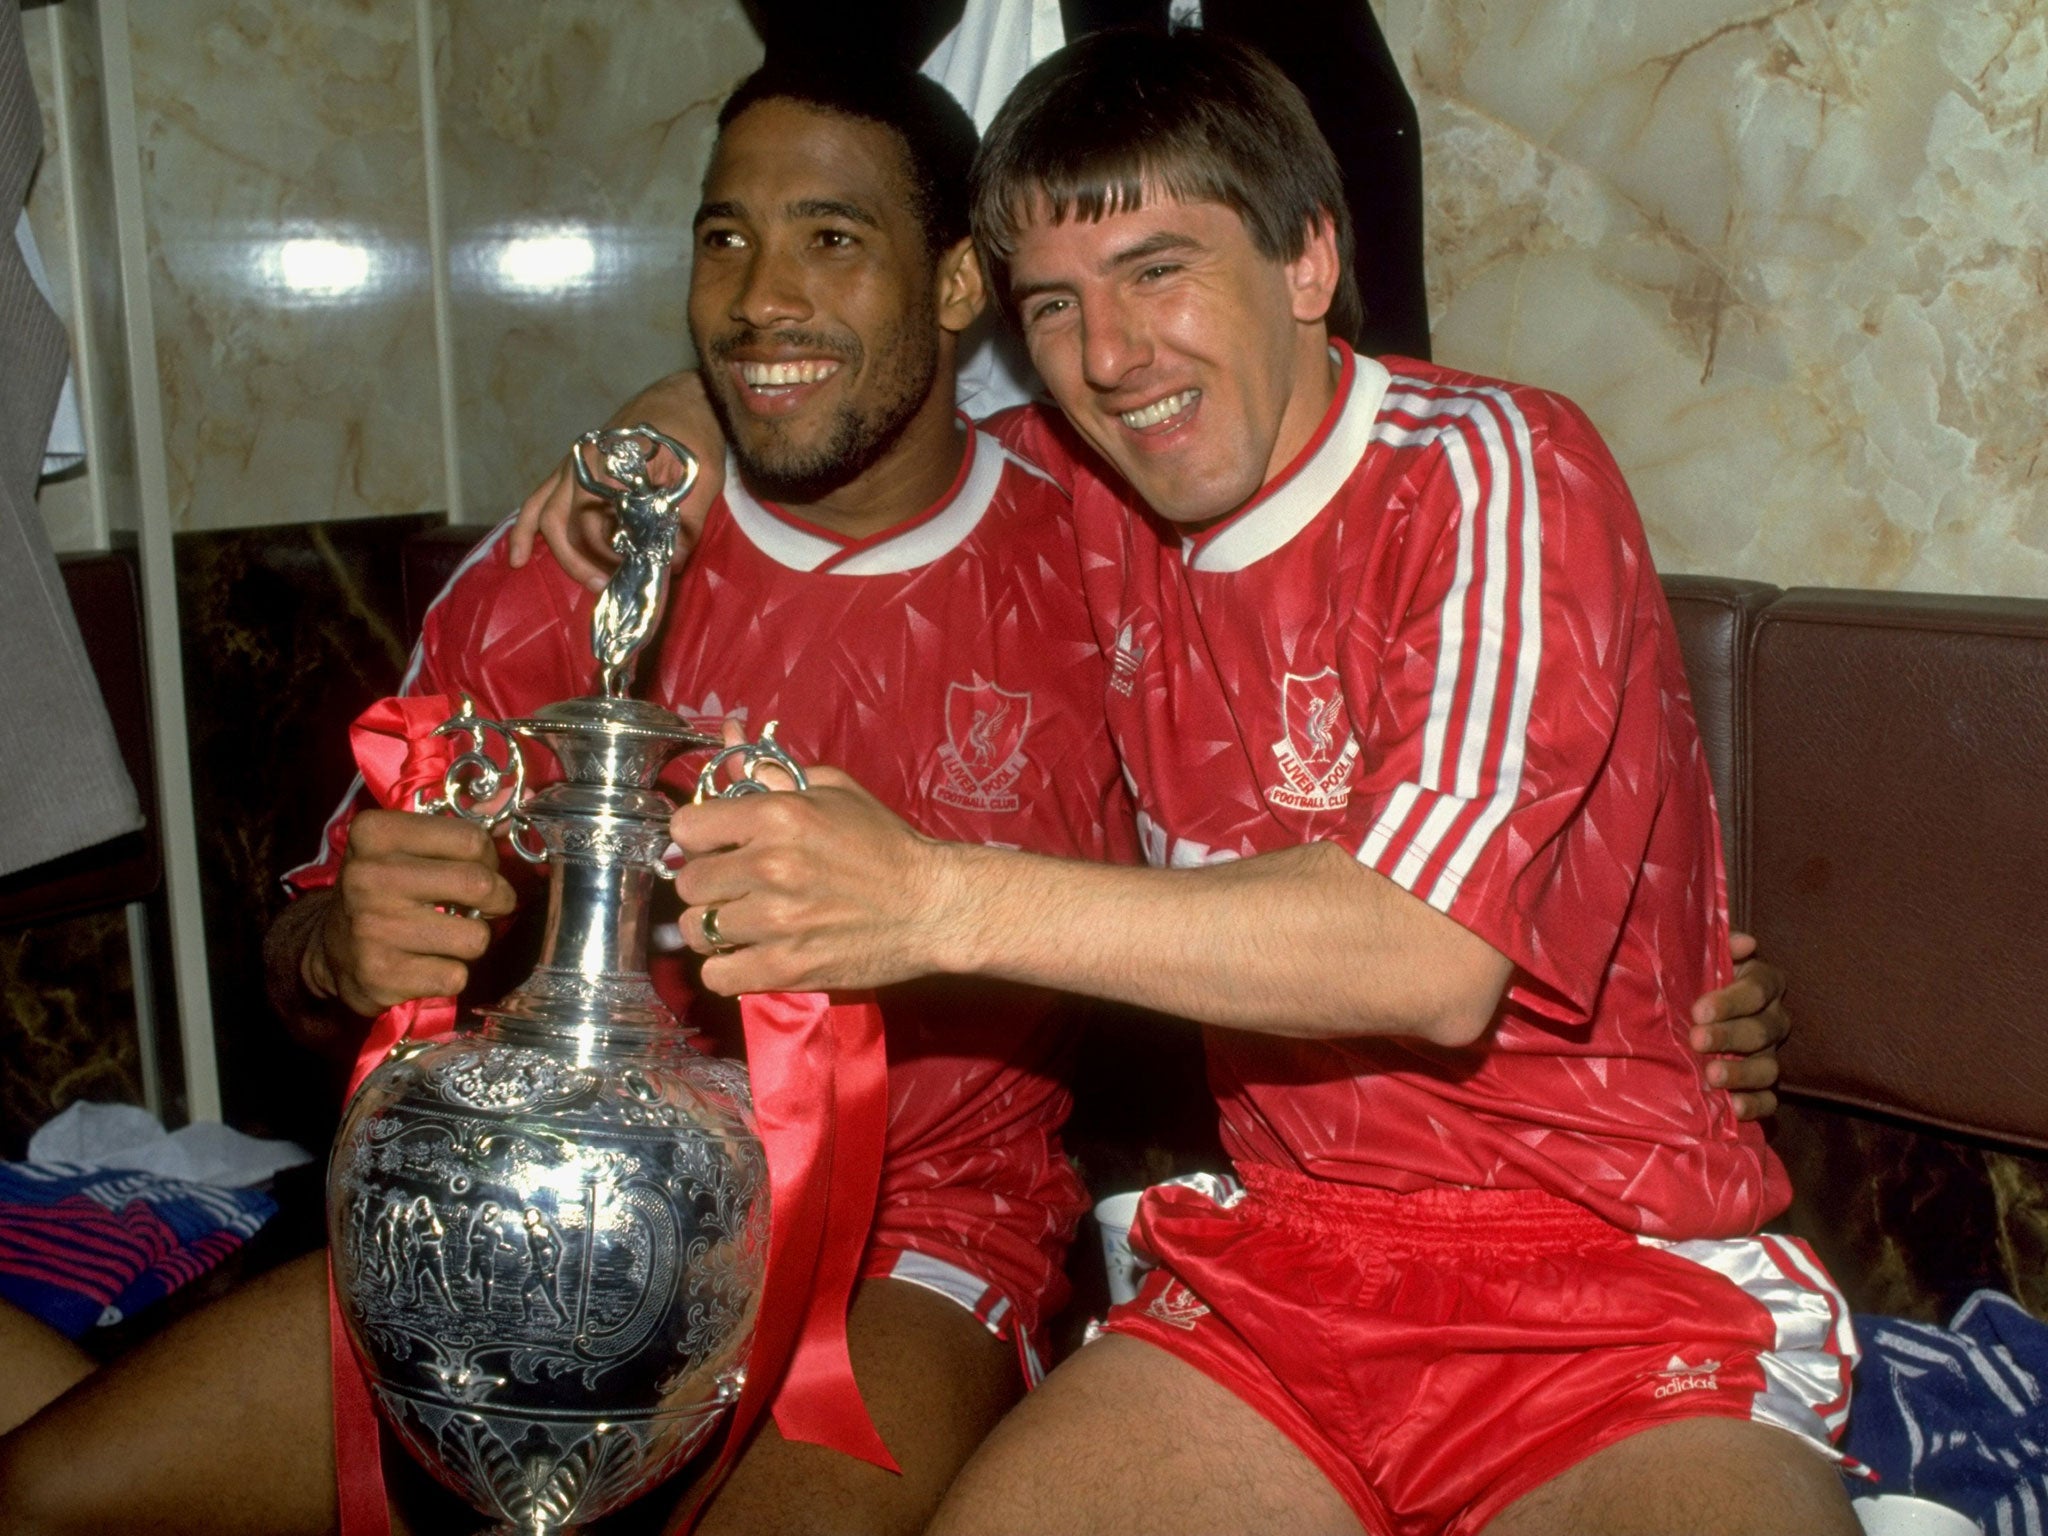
[1111,620,1147,696]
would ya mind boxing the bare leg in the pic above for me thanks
[0,1302,93,1438]
[661,1275,1023,1536]
[0,1250,342,1536]
[926,1334,1363,1536]
[1484,1416,1859,1536]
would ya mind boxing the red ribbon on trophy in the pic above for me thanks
[328,694,466,1536]
[658,990,897,1534]
[327,694,893,1536]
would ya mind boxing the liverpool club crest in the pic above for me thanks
[935,680,1032,812]
[1144,1278,1212,1331]
[1266,668,1359,812]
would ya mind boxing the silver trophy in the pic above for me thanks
[328,427,801,1534]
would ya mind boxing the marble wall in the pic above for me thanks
[127,0,443,532]
[1774,1102,2048,1323]
[0,911,142,1159]
[174,515,433,1147]
[438,0,761,516]
[23,0,761,546]
[1373,0,2048,598]
[28,1,2040,568]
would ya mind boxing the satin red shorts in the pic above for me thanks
[1101,1166,1856,1536]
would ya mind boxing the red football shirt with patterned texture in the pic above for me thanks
[289,422,1136,1332]
[994,347,1788,1241]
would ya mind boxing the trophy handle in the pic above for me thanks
[643,724,802,884]
[691,721,809,805]
[506,822,550,865]
[413,696,538,852]
[652,724,808,885]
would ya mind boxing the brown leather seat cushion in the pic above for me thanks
[1660,575,1779,927]
[1747,589,2048,1148]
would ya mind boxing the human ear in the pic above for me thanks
[1286,213,1342,326]
[935,237,988,334]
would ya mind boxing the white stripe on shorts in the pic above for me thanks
[884,1249,1044,1386]
[1641,1231,1861,1456]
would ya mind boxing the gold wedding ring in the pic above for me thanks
[700,906,737,955]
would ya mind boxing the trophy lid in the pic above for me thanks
[505,697,719,789]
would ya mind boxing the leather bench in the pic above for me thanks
[1666,579,2048,1317]
[1664,579,2048,1151]
[1743,590,2048,1151]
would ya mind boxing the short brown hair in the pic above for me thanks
[971,28,1362,342]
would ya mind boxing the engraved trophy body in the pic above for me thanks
[328,429,791,1534]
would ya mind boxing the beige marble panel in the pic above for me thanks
[436,0,762,518]
[21,6,94,554]
[26,2,144,553]
[61,0,142,544]
[127,0,444,530]
[1373,0,2048,597]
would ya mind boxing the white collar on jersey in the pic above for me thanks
[1182,344,1393,574]
[720,420,1017,576]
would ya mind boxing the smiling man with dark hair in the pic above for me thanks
[650,29,1862,1536]
[692,59,980,504]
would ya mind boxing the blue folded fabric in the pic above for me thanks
[0,1161,276,1337]
[1847,1289,2048,1533]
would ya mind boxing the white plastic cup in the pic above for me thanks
[1852,1495,1981,1536]
[1094,1190,1149,1306]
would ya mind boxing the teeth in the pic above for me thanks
[738,359,840,387]
[1120,390,1199,430]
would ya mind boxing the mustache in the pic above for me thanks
[703,327,859,364]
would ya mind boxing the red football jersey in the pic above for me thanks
[996,347,1787,1240]
[290,421,1137,1330]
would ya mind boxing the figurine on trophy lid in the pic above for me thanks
[326,426,806,1535]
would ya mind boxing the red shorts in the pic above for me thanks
[1102,1166,1857,1536]
[851,1061,1089,1387]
